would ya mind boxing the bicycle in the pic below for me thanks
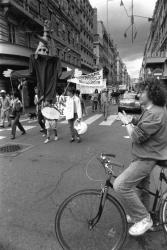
[55,153,167,250]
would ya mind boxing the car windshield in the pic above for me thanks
[123,93,136,99]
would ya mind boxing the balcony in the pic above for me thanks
[0,0,43,28]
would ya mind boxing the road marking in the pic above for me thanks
[20,118,29,122]
[85,114,103,125]
[0,125,36,132]
[28,119,38,124]
[60,114,103,125]
[0,136,5,140]
[99,115,117,126]
[124,136,130,139]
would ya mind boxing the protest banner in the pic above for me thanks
[68,69,106,94]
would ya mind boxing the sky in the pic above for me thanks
[89,0,157,78]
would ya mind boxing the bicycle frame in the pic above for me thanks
[89,166,167,230]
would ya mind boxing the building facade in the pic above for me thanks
[0,0,95,93]
[142,0,167,82]
[93,8,129,88]
[93,10,117,86]
[79,0,94,74]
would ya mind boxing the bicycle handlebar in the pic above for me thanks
[98,153,124,176]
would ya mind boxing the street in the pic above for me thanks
[0,105,166,250]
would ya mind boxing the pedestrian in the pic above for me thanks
[75,90,87,116]
[66,88,82,143]
[11,92,26,140]
[91,89,99,112]
[98,91,102,111]
[115,80,167,236]
[34,87,46,134]
[43,99,58,144]
[0,90,11,127]
[101,89,109,121]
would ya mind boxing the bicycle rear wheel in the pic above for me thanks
[55,189,127,250]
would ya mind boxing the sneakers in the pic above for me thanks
[76,137,81,143]
[44,138,50,144]
[129,214,153,236]
[54,136,58,141]
[70,138,75,142]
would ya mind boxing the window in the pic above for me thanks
[68,31,70,44]
[8,23,16,44]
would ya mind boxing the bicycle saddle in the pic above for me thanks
[157,160,167,168]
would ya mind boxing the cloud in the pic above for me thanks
[90,0,156,78]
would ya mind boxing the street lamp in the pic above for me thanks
[120,0,153,43]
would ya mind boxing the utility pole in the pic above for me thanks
[131,0,134,43]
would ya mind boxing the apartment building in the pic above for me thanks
[142,0,167,81]
[0,0,82,91]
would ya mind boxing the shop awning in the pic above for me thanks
[60,70,74,80]
[145,57,167,65]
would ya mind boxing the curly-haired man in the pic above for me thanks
[116,80,167,236]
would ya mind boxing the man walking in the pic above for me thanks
[34,87,46,133]
[101,89,109,121]
[66,88,82,143]
[11,92,26,140]
[0,90,11,127]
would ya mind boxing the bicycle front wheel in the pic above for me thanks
[55,189,127,250]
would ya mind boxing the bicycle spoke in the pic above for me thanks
[56,190,127,250]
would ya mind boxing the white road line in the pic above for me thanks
[99,115,117,126]
[60,114,103,125]
[0,125,36,132]
[84,114,103,125]
[124,136,130,139]
[28,119,38,124]
[0,136,6,140]
[20,118,29,122]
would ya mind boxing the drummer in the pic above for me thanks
[43,99,59,144]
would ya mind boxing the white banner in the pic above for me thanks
[68,69,103,87]
[76,79,107,94]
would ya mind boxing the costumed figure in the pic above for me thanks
[29,20,62,135]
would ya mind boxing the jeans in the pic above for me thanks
[68,113,79,139]
[11,113,25,137]
[113,159,156,221]
[38,109,46,131]
[102,102,108,120]
[0,109,10,126]
[92,101,98,111]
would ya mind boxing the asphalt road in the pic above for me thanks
[0,105,166,250]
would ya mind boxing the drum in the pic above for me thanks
[41,107,60,120]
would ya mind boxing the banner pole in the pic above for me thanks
[63,81,70,96]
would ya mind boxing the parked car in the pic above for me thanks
[118,92,142,113]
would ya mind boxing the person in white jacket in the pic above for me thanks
[66,88,82,143]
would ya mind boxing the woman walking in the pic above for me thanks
[91,89,99,112]
[66,88,82,143]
